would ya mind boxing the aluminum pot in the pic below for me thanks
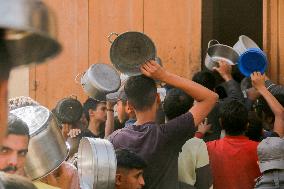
[233,35,260,55]
[108,31,156,76]
[205,40,239,71]
[0,0,61,67]
[10,105,69,180]
[77,64,121,101]
[54,96,83,124]
[78,137,116,189]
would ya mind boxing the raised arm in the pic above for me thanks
[251,72,284,137]
[141,60,218,126]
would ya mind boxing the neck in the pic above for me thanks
[135,107,156,125]
[88,119,101,135]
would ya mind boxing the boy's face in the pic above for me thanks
[93,103,107,122]
[116,168,145,189]
[117,100,128,123]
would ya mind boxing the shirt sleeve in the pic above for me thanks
[265,80,284,95]
[223,79,245,103]
[159,112,196,150]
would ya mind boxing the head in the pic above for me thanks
[163,88,194,120]
[83,98,107,123]
[0,172,37,189]
[245,111,263,142]
[124,75,158,112]
[115,149,146,189]
[219,100,248,136]
[256,94,284,130]
[257,137,284,173]
[0,114,29,176]
[192,71,216,91]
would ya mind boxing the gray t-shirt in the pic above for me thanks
[108,112,195,189]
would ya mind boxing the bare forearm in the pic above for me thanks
[105,111,115,138]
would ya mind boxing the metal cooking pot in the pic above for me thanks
[0,0,61,67]
[108,31,156,76]
[54,96,83,124]
[10,105,69,180]
[233,35,260,55]
[77,63,121,101]
[205,40,239,71]
[78,137,116,189]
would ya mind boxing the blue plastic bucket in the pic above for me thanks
[237,48,268,77]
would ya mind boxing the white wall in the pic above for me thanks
[8,66,29,98]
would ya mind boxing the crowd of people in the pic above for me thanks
[0,58,284,189]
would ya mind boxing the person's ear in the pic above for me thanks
[126,101,134,111]
[115,173,122,186]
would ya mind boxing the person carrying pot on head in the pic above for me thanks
[68,98,107,138]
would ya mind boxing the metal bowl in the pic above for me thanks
[109,31,156,76]
[0,0,61,66]
[77,137,117,189]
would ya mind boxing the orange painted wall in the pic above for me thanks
[29,0,202,108]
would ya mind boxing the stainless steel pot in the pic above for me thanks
[108,31,156,76]
[78,137,116,189]
[205,40,239,71]
[0,0,61,66]
[10,105,69,180]
[77,63,121,101]
[233,35,260,55]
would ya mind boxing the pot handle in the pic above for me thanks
[74,72,85,84]
[208,39,219,48]
[108,32,119,43]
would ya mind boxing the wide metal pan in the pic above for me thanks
[77,137,116,189]
[108,31,156,76]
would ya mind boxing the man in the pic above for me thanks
[115,149,146,189]
[108,60,218,189]
[68,98,107,138]
[105,85,136,137]
[0,114,29,176]
[206,99,261,189]
[192,61,245,141]
[163,88,213,189]
[255,137,284,188]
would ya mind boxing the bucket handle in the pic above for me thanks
[74,72,85,84]
[108,32,119,43]
[208,39,220,48]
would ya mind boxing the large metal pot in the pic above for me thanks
[54,96,83,124]
[77,64,121,101]
[205,40,239,71]
[78,137,116,189]
[108,31,156,76]
[0,0,61,67]
[233,35,260,55]
[10,105,69,180]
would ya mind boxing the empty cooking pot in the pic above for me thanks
[77,63,121,101]
[108,31,156,76]
[10,105,69,180]
[54,96,83,124]
[205,40,239,71]
[0,0,61,67]
[78,137,116,189]
[233,35,260,55]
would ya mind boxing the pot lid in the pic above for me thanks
[87,63,121,93]
[10,105,50,137]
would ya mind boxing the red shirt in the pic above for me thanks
[207,136,261,189]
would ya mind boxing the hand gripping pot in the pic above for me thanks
[108,31,156,76]
[0,0,61,67]
[233,35,260,55]
[10,105,69,180]
[204,40,239,71]
[78,137,117,189]
[78,63,121,101]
